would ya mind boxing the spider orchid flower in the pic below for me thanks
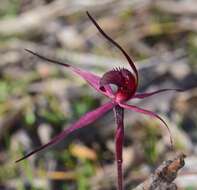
[16,12,182,190]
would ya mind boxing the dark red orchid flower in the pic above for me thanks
[16,12,181,190]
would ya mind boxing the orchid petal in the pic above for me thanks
[134,88,183,99]
[86,12,139,84]
[119,103,173,148]
[25,49,113,98]
[16,101,115,162]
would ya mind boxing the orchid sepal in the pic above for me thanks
[16,101,114,162]
[25,49,113,98]
[118,102,173,149]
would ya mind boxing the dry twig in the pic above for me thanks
[132,154,186,190]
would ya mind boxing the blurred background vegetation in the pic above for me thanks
[0,0,197,189]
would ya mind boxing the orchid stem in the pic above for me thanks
[114,105,124,190]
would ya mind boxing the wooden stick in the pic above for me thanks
[132,153,186,190]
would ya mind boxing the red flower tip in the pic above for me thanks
[100,68,137,102]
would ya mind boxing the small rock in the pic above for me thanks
[38,123,52,144]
